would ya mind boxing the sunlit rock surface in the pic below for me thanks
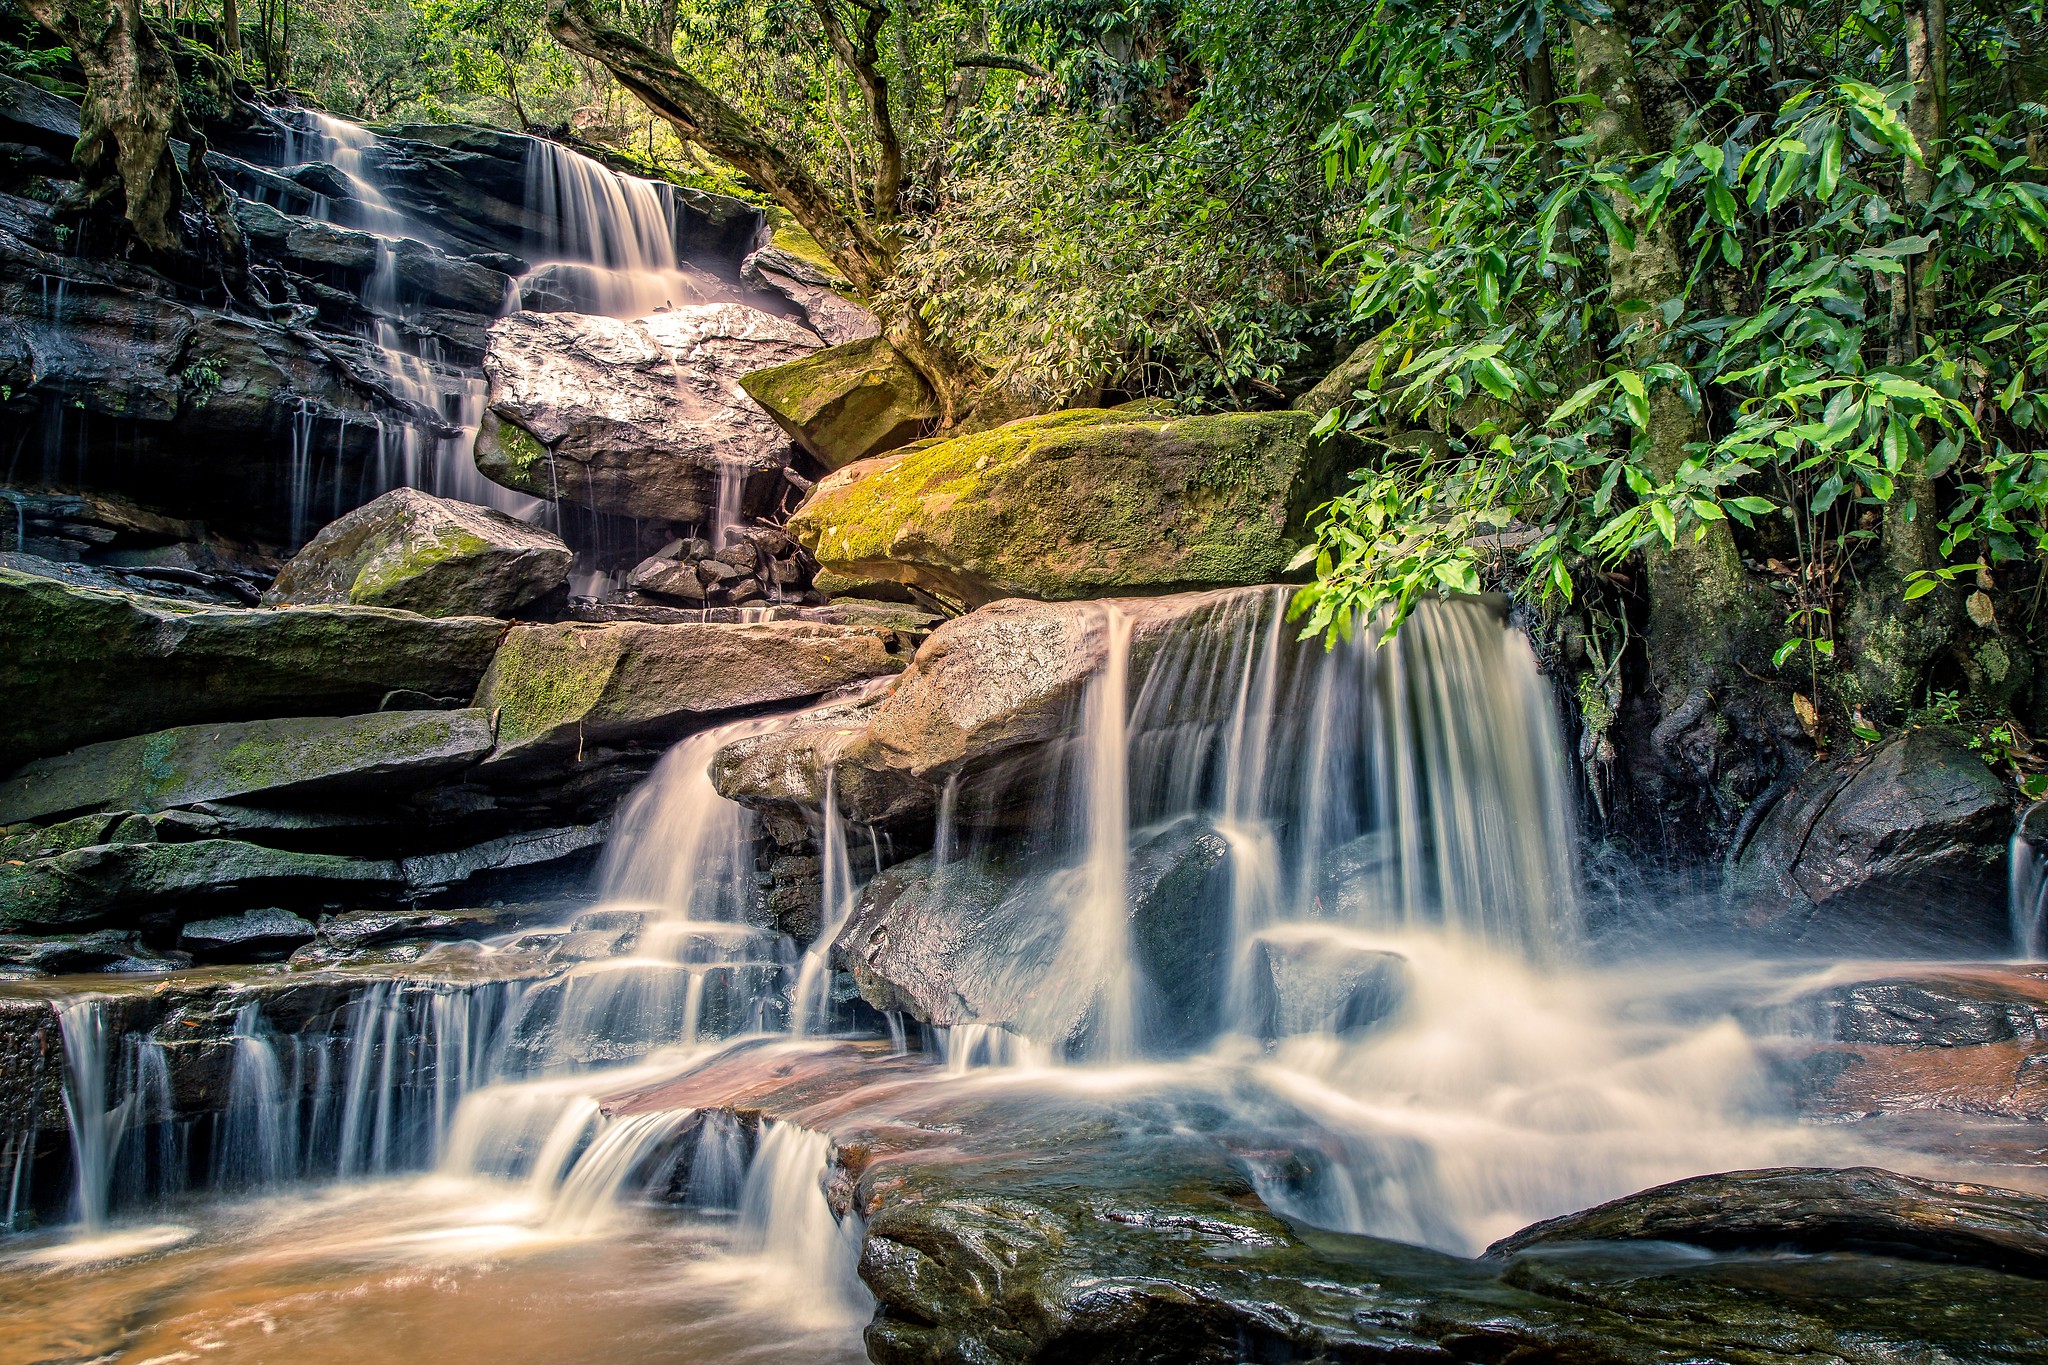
[477,305,819,521]
[788,405,1349,606]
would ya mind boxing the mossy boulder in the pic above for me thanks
[738,334,939,470]
[0,564,504,767]
[0,709,496,825]
[0,838,403,931]
[474,619,908,765]
[265,488,571,618]
[787,406,1348,607]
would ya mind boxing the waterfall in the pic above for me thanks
[56,999,175,1233]
[522,138,729,318]
[732,1123,873,1327]
[2012,823,2045,960]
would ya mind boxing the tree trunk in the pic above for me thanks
[549,0,893,293]
[1848,0,1955,719]
[220,0,239,65]
[19,0,186,254]
[1570,11,1764,708]
[807,0,903,220]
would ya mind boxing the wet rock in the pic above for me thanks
[1785,967,2048,1047]
[473,619,905,766]
[738,334,939,469]
[265,488,569,618]
[475,305,818,522]
[740,245,880,346]
[315,904,542,952]
[0,929,185,974]
[1486,1165,2048,1278]
[398,822,609,895]
[762,592,1258,826]
[0,565,503,767]
[1725,727,2011,951]
[789,406,1348,607]
[1245,931,1407,1040]
[834,817,1233,1051]
[0,708,495,824]
[1777,1038,2048,1121]
[178,908,318,962]
[0,838,403,931]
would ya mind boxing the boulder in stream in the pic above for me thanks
[1724,726,2012,951]
[788,405,1347,606]
[0,564,504,767]
[475,304,819,522]
[265,488,571,618]
[834,817,1234,1051]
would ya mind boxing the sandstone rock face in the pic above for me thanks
[0,838,404,931]
[265,489,570,617]
[0,566,503,767]
[474,618,907,764]
[476,305,819,522]
[833,818,1234,1051]
[711,591,1269,826]
[1726,727,2012,951]
[789,406,1347,606]
[0,709,495,825]
[738,335,939,470]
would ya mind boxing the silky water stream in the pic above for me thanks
[1,592,2035,1362]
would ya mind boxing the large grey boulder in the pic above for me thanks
[0,565,504,767]
[833,818,1234,1052]
[1725,726,2012,951]
[741,245,881,346]
[473,618,907,765]
[265,489,570,618]
[739,334,940,471]
[475,304,819,522]
[0,709,496,825]
[787,405,1349,606]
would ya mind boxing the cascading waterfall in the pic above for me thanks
[522,138,733,318]
[2011,823,2045,959]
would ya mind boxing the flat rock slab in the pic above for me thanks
[0,565,503,767]
[789,405,1348,606]
[738,334,938,470]
[0,839,402,931]
[265,488,570,618]
[475,619,907,764]
[0,709,495,824]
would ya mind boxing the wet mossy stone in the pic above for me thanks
[0,839,402,931]
[0,563,503,767]
[266,488,571,618]
[473,619,906,765]
[788,406,1350,607]
[738,334,939,470]
[0,709,495,825]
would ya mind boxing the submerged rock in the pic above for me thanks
[1244,930,1407,1040]
[1725,727,2012,951]
[788,406,1347,606]
[265,488,570,618]
[476,305,818,522]
[0,708,496,825]
[0,565,503,766]
[738,334,939,469]
[474,619,905,765]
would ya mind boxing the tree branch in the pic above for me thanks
[807,0,903,220]
[953,52,1048,79]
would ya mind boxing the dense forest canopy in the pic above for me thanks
[8,0,2048,826]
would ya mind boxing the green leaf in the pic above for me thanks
[1704,177,1737,226]
[1816,129,1843,201]
[1902,578,1939,600]
[1773,639,1801,667]
[1650,500,1677,543]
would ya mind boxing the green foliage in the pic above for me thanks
[1291,0,2048,686]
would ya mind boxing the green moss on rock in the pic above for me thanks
[739,336,939,469]
[787,406,1349,606]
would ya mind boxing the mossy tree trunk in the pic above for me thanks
[1569,8,1768,718]
[21,0,185,254]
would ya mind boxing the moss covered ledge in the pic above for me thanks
[785,405,1352,607]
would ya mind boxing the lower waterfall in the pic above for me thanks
[2,592,2031,1360]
